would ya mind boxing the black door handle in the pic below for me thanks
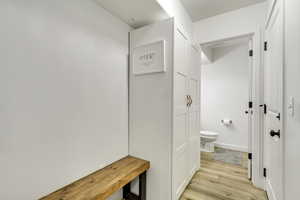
[270,130,280,138]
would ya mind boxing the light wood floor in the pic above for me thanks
[180,156,268,200]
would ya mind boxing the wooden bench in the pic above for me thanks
[40,156,150,200]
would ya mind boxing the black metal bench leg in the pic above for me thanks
[123,172,147,200]
[123,182,131,199]
[139,172,146,200]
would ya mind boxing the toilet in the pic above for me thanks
[200,130,219,152]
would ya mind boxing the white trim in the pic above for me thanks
[266,179,278,200]
[251,27,265,189]
[175,166,197,199]
[247,38,254,181]
[215,143,248,153]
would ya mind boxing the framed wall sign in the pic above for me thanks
[133,40,165,75]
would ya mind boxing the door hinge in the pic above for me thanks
[264,104,267,114]
[260,104,267,114]
[249,49,253,57]
[249,101,253,109]
[263,168,267,178]
[264,41,268,51]
[248,153,252,160]
[276,113,281,120]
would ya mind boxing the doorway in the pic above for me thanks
[200,34,256,181]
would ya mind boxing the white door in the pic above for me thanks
[188,45,201,176]
[264,0,284,199]
[173,28,189,200]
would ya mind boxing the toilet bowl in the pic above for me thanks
[200,130,219,152]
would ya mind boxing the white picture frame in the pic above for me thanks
[133,40,165,75]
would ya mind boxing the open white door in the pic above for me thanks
[173,27,201,200]
[173,28,190,200]
[264,0,284,199]
[188,45,201,176]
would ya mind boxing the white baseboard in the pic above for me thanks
[266,179,277,200]
[175,166,197,200]
[215,142,248,152]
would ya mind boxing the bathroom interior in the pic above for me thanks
[200,35,252,169]
[1,0,298,200]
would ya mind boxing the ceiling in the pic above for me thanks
[180,0,266,21]
[95,0,169,28]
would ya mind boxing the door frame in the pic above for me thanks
[263,0,285,199]
[199,28,266,189]
[248,39,254,180]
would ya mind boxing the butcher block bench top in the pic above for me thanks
[40,156,150,200]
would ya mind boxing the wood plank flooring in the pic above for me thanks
[180,156,268,200]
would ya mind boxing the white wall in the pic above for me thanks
[284,0,300,199]
[129,18,174,200]
[156,0,193,39]
[201,43,249,152]
[193,2,267,44]
[0,1,131,199]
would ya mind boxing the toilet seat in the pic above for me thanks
[200,131,219,139]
